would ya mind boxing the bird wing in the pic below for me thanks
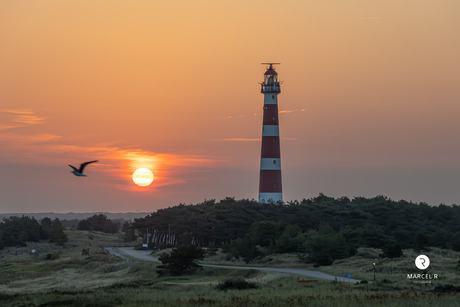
[79,160,98,173]
[68,165,79,172]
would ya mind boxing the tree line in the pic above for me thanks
[0,216,67,249]
[131,195,460,264]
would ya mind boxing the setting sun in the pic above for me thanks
[132,168,154,187]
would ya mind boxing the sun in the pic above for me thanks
[132,168,154,187]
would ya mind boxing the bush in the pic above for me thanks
[216,278,257,291]
[77,214,119,234]
[46,253,60,260]
[157,244,205,276]
[380,243,403,258]
[302,224,352,265]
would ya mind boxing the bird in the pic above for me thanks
[68,160,98,177]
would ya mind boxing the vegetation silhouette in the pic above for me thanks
[0,216,67,249]
[157,244,205,276]
[132,195,460,265]
[77,214,119,234]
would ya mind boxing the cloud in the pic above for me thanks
[0,124,19,131]
[0,109,47,129]
[212,138,259,142]
[0,132,62,143]
[279,110,294,114]
[225,113,257,119]
[225,108,306,119]
[212,137,296,142]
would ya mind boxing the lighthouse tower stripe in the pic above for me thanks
[260,136,280,158]
[259,193,283,203]
[264,94,278,104]
[260,158,281,170]
[263,107,279,125]
[259,170,282,190]
[262,125,279,136]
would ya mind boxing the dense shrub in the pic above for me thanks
[157,244,205,276]
[77,214,119,234]
[0,216,67,249]
[46,253,60,260]
[216,279,257,291]
[380,243,403,258]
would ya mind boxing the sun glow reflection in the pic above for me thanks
[132,168,154,187]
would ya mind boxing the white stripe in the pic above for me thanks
[259,193,283,203]
[260,158,281,170]
[264,93,278,105]
[262,125,279,136]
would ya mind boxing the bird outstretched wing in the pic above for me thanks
[79,160,98,173]
[68,165,79,172]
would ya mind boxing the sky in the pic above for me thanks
[1,0,460,213]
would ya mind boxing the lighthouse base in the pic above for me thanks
[259,193,283,204]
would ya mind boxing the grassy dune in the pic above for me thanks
[0,230,459,306]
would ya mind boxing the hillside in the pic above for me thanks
[132,195,460,263]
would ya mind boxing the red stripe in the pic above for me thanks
[263,104,278,111]
[263,107,279,125]
[261,136,280,158]
[259,170,282,192]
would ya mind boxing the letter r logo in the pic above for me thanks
[415,255,430,270]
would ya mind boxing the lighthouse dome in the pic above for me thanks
[264,69,277,76]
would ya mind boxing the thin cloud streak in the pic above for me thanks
[225,113,258,119]
[0,109,47,129]
[225,108,305,119]
[212,138,259,142]
[213,137,297,142]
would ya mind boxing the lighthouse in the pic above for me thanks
[258,63,283,203]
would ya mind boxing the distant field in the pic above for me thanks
[0,230,459,306]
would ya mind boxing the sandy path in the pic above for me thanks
[107,247,361,284]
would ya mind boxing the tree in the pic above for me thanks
[40,217,53,239]
[0,216,41,248]
[157,244,205,276]
[77,214,119,233]
[122,221,137,242]
[380,242,403,258]
[303,224,350,265]
[247,221,282,248]
[274,224,304,253]
[49,218,67,245]
[414,233,428,252]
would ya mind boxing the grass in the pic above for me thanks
[1,276,459,306]
[1,231,459,306]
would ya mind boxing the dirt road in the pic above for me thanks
[107,247,361,284]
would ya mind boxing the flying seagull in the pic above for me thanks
[68,160,98,177]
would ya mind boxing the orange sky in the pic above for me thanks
[1,1,460,212]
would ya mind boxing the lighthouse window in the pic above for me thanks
[274,183,277,188]
[272,95,275,99]
[273,160,276,164]
[272,138,276,142]
[272,116,275,120]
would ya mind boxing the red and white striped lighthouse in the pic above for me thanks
[259,63,283,203]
